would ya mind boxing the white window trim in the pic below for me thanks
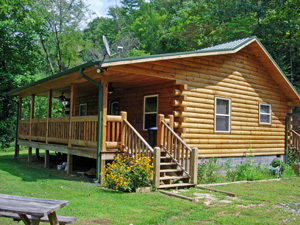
[143,94,158,130]
[215,97,231,133]
[79,103,87,116]
[259,103,272,124]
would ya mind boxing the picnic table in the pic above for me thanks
[0,193,76,225]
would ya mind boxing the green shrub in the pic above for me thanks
[224,158,238,182]
[287,148,299,166]
[282,166,297,178]
[197,158,222,184]
[225,156,275,181]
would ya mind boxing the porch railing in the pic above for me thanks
[17,112,152,154]
[292,130,300,151]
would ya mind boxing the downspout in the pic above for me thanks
[285,113,291,163]
[80,68,103,183]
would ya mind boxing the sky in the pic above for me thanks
[86,0,120,19]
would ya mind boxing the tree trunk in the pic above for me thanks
[40,36,54,76]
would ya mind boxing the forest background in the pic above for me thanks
[1,0,300,148]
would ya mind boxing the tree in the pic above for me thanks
[0,0,42,147]
[35,0,89,75]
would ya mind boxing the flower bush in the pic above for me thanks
[103,154,153,192]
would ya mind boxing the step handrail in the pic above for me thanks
[123,119,154,158]
[160,120,193,178]
[161,121,192,152]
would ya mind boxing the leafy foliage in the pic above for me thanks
[197,158,222,184]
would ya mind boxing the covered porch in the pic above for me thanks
[13,62,191,185]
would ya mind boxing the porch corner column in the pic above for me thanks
[28,94,35,163]
[68,84,76,147]
[15,97,22,158]
[101,76,108,152]
[46,89,52,144]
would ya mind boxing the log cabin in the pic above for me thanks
[6,36,300,188]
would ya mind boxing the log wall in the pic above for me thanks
[171,49,288,157]
[109,81,177,139]
[75,80,177,140]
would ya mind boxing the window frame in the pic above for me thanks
[214,97,231,133]
[79,103,87,116]
[143,94,158,131]
[259,103,272,125]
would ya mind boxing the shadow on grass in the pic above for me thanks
[0,151,85,183]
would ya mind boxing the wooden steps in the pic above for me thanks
[157,151,195,189]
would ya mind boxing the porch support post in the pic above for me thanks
[190,147,198,185]
[28,94,35,162]
[101,76,108,152]
[46,89,52,144]
[15,97,22,158]
[36,148,40,158]
[28,147,32,162]
[45,150,50,168]
[68,84,76,147]
[157,114,164,148]
[153,147,161,189]
[67,154,73,175]
[100,159,105,184]
[29,94,35,142]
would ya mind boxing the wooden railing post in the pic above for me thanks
[153,147,161,189]
[288,115,293,149]
[120,111,127,151]
[46,89,52,144]
[68,84,76,147]
[190,147,198,185]
[167,115,174,150]
[157,114,164,148]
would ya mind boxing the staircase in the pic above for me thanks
[158,150,195,189]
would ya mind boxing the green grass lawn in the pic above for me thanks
[0,148,299,224]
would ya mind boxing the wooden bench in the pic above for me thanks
[0,211,76,224]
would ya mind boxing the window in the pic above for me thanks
[259,103,271,124]
[143,95,158,130]
[215,97,231,132]
[109,100,119,115]
[79,103,87,116]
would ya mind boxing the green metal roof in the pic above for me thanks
[102,36,257,64]
[6,36,300,101]
[6,36,257,96]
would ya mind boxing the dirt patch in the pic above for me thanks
[80,219,111,225]
[236,203,263,209]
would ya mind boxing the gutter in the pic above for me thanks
[79,68,102,183]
